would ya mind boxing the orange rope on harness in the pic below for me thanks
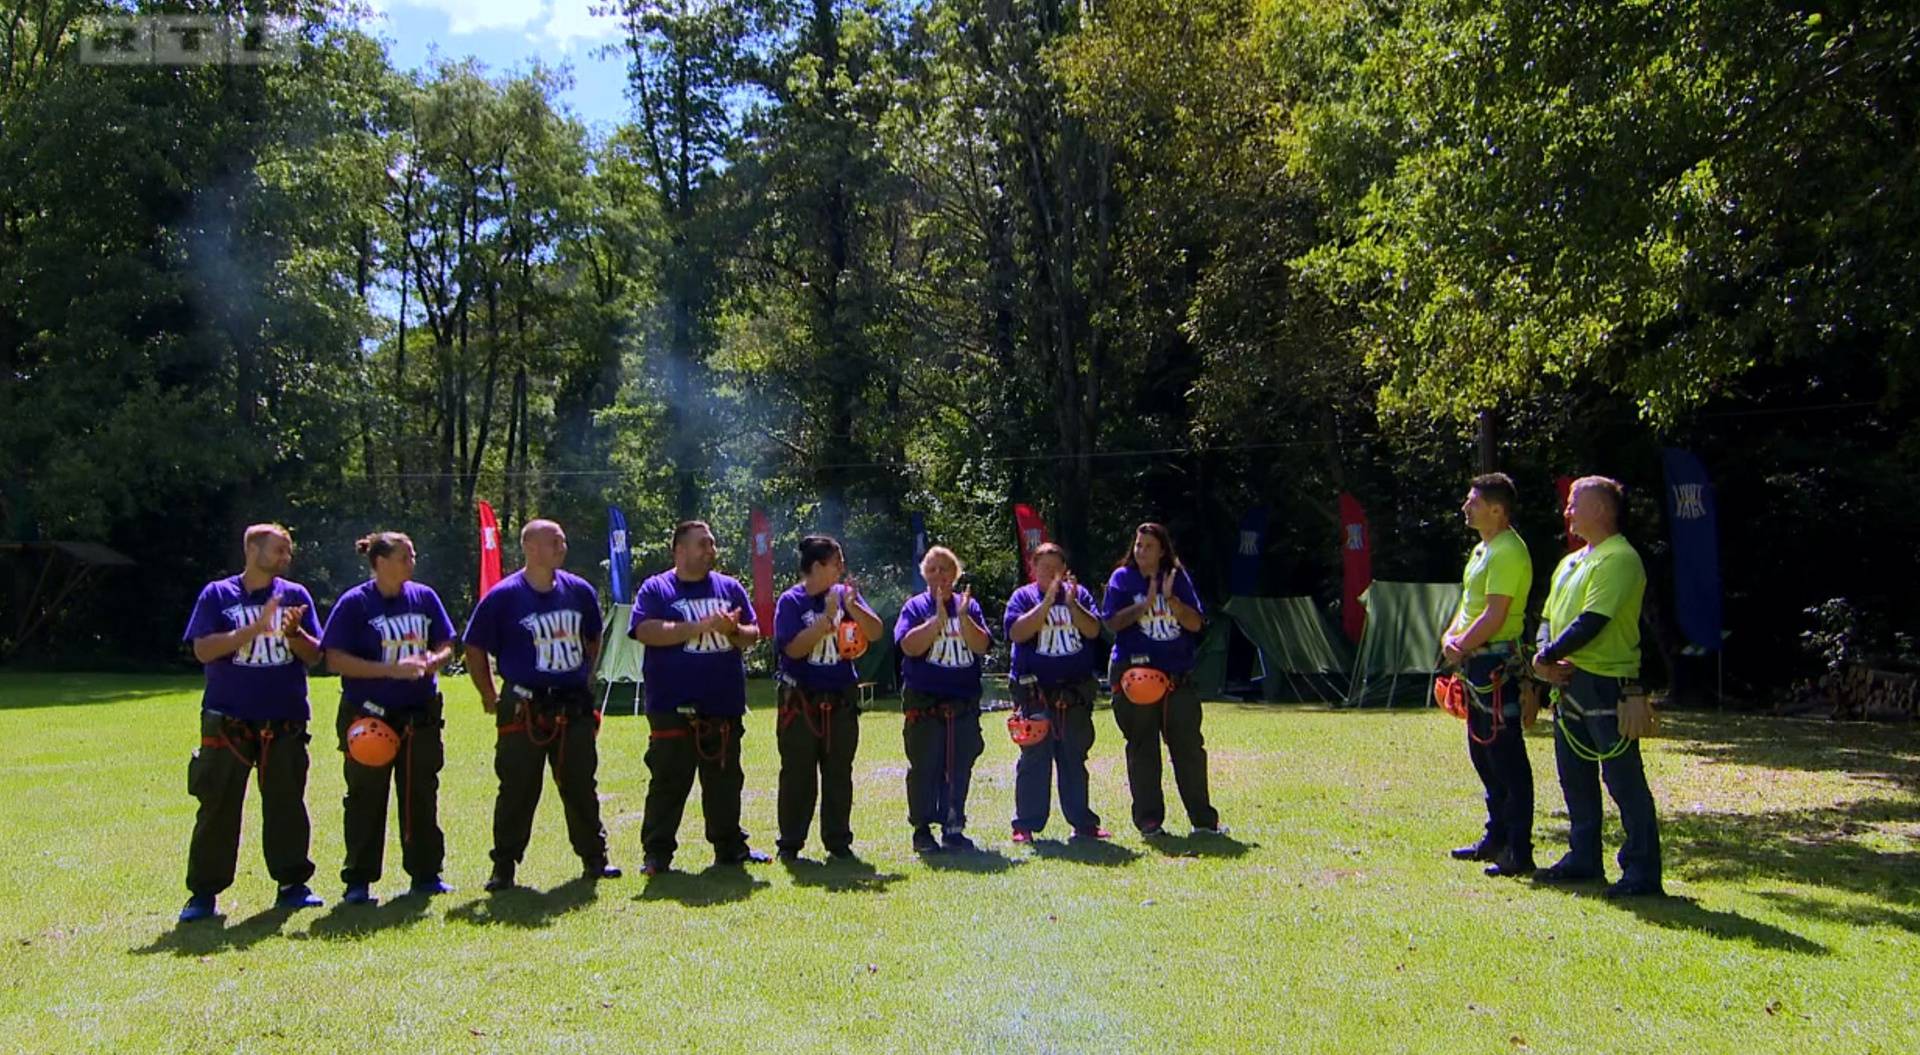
[784,687,835,755]
[203,719,282,792]
[1467,668,1506,748]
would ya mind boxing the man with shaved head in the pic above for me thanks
[464,518,618,891]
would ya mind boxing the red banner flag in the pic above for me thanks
[477,500,503,598]
[750,507,775,635]
[1554,475,1579,552]
[1013,503,1050,579]
[1338,492,1372,642]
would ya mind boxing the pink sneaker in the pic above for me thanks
[1010,827,1034,844]
[1072,826,1112,840]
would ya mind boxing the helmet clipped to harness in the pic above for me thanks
[346,716,401,767]
[836,618,869,660]
[1119,667,1172,705]
[1006,713,1052,747]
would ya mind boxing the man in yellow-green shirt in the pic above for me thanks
[1531,476,1661,898]
[1441,473,1535,877]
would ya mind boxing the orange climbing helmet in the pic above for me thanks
[346,716,401,767]
[1007,713,1052,747]
[1120,666,1172,705]
[836,619,869,661]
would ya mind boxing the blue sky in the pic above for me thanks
[360,0,634,132]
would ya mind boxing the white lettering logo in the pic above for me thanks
[611,529,628,553]
[674,597,734,654]
[518,610,585,673]
[225,604,292,667]
[482,526,498,550]
[927,609,971,669]
[801,609,841,666]
[1037,604,1083,658]
[369,612,432,663]
[1140,595,1181,642]
[1346,524,1366,550]
[1672,484,1707,520]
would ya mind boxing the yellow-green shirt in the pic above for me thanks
[1542,533,1645,678]
[1448,528,1531,644]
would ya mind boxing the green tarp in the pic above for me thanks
[596,603,644,713]
[1344,581,1463,707]
[853,629,899,694]
[1190,596,1354,702]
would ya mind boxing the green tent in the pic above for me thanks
[1344,582,1463,707]
[596,603,645,715]
[1189,596,1353,702]
[853,629,899,696]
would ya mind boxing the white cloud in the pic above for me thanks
[535,1,623,54]
[379,0,545,35]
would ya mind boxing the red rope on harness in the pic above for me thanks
[691,717,731,765]
[1468,669,1505,747]
[787,688,833,755]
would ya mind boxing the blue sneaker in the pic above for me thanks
[408,878,454,897]
[177,894,218,923]
[342,884,378,906]
[275,883,323,910]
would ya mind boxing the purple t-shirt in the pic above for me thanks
[320,579,456,712]
[1102,566,1205,674]
[182,575,322,721]
[773,584,858,691]
[894,592,990,699]
[1004,582,1101,685]
[461,569,602,689]
[628,569,755,716]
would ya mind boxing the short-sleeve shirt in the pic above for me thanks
[628,569,755,716]
[461,569,602,689]
[1448,528,1532,643]
[1004,582,1101,685]
[182,575,322,720]
[894,592,990,699]
[1542,534,1646,678]
[320,579,456,712]
[1102,566,1205,674]
[773,584,859,692]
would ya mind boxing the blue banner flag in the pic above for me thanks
[909,512,929,591]
[608,505,633,604]
[1660,448,1723,653]
[1229,507,1268,597]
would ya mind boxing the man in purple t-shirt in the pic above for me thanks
[771,535,883,859]
[627,520,772,875]
[1101,522,1223,838]
[320,531,457,905]
[894,546,992,854]
[176,523,325,923]
[1005,542,1110,843]
[462,518,616,891]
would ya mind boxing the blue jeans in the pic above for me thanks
[1464,652,1532,856]
[1551,670,1661,883]
[1011,677,1101,834]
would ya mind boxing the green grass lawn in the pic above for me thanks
[2,672,1918,1053]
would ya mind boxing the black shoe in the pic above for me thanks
[1139,822,1166,837]
[1450,839,1503,862]
[483,870,516,893]
[640,858,670,877]
[409,878,455,897]
[1603,877,1665,899]
[1484,850,1536,878]
[911,827,940,855]
[1533,860,1603,884]
[583,860,623,881]
[941,830,977,852]
[775,848,801,863]
[718,847,772,866]
[826,847,856,860]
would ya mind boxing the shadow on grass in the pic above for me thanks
[1029,837,1142,867]
[295,892,433,941]
[444,877,599,928]
[0,674,196,710]
[1757,890,1920,936]
[781,854,906,893]
[635,864,769,907]
[1532,882,1829,956]
[132,905,298,956]
[1661,797,1920,910]
[919,845,1023,874]
[1663,711,1920,793]
[1143,832,1257,860]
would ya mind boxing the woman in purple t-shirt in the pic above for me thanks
[894,546,993,854]
[1101,523,1224,837]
